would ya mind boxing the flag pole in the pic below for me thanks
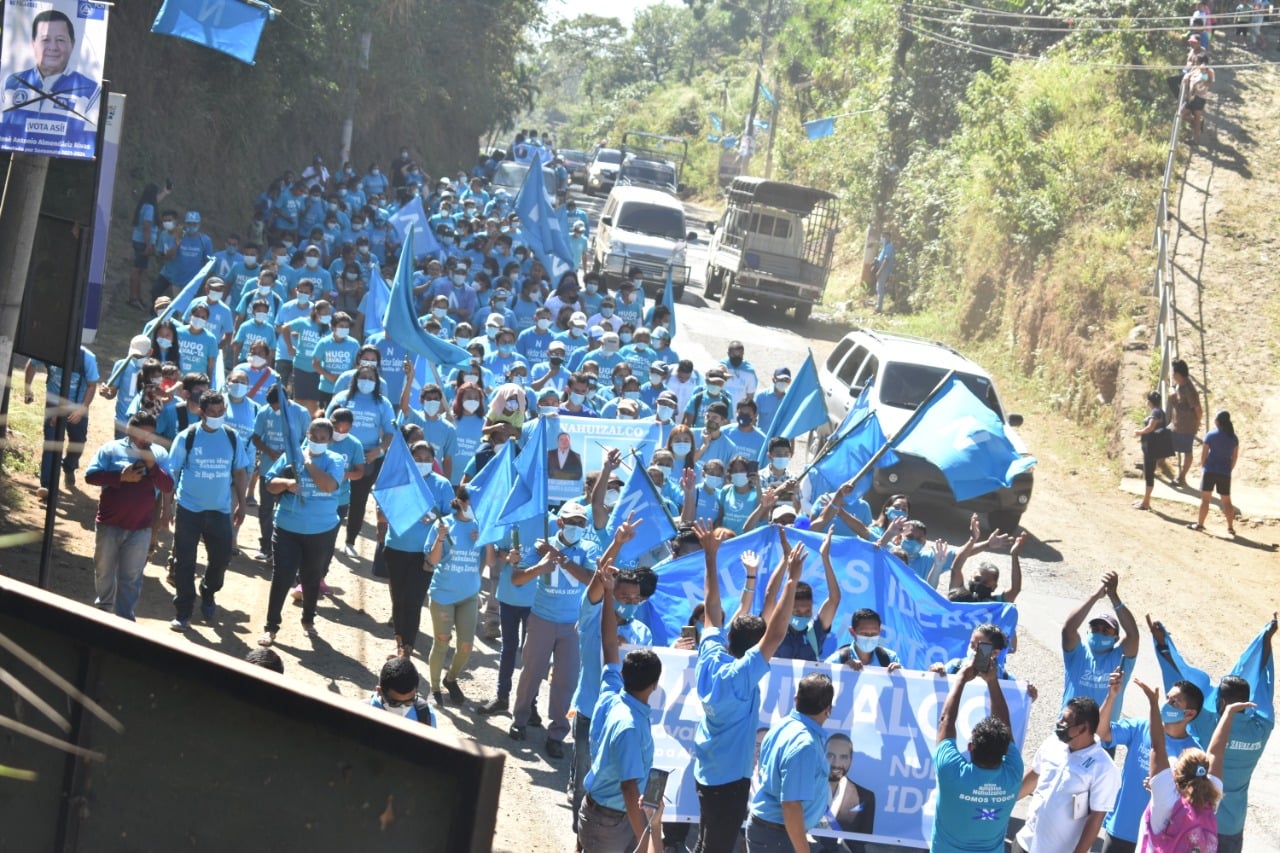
[797,369,955,490]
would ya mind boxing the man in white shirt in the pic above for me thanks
[1016,696,1122,853]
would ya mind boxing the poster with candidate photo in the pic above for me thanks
[1,0,109,159]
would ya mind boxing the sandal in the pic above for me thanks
[257,632,276,647]
[1132,501,1150,510]
[1186,523,1205,531]
[301,622,319,638]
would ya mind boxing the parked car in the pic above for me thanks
[815,328,1033,531]
[489,160,557,204]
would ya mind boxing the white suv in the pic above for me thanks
[815,329,1033,531]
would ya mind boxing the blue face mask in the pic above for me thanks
[1088,633,1117,655]
[886,507,907,522]
[498,344,514,356]
[560,524,584,545]
[614,602,638,622]
[900,538,924,558]
[1160,702,1185,725]
[854,635,881,654]
[357,378,376,395]
[790,615,812,634]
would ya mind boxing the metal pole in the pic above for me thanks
[0,154,51,410]
[764,96,780,179]
[742,0,775,171]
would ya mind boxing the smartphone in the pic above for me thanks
[974,641,994,673]
[745,460,760,483]
[642,768,669,809]
[680,625,698,642]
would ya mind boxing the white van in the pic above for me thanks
[590,186,697,298]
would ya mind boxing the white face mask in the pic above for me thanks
[306,257,321,268]
[536,318,551,331]
[462,398,481,414]
[227,382,249,399]
[671,441,692,457]
[253,312,269,324]
[249,355,267,368]
[775,381,790,394]
[208,291,223,303]
[604,489,620,508]
[309,441,329,454]
[333,326,350,340]
[423,399,442,416]
[203,415,225,429]
[188,316,207,332]
[415,461,433,476]
[657,405,676,422]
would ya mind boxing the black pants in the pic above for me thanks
[386,547,432,649]
[265,525,336,631]
[694,777,751,853]
[1142,450,1157,488]
[1101,834,1137,853]
[257,476,278,554]
[345,455,382,547]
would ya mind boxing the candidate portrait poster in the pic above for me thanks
[548,415,664,504]
[1,0,109,159]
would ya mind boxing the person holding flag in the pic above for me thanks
[257,418,345,647]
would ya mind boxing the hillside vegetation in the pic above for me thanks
[537,0,1181,426]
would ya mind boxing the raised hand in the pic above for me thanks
[1132,676,1159,706]
[1146,613,1168,645]
[604,447,622,472]
[1107,666,1125,697]
[786,543,807,578]
[987,529,1014,551]
[693,519,719,551]
[740,549,760,575]
[680,467,697,491]
[969,513,982,541]
[820,526,834,560]
[1010,531,1027,557]
[612,512,642,546]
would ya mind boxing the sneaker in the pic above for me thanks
[508,724,526,741]
[246,496,258,507]
[200,602,217,621]
[545,739,565,759]
[290,584,303,602]
[341,543,359,558]
[443,676,466,704]
[432,690,445,707]
[528,707,543,728]
[63,469,75,489]
[252,550,271,562]
[475,697,509,716]
[319,580,331,596]
[169,618,189,632]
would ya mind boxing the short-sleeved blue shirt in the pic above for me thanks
[267,449,345,535]
[426,516,484,605]
[749,710,831,828]
[570,593,653,718]
[169,425,253,513]
[694,627,770,785]
[530,536,600,624]
[930,737,1024,852]
[585,663,654,813]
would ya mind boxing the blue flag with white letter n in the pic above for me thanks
[606,459,677,563]
[152,0,272,65]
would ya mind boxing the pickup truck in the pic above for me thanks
[702,177,839,322]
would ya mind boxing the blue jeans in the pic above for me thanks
[93,525,150,620]
[497,601,531,698]
[746,817,815,852]
[41,414,89,489]
[265,525,337,631]
[172,505,233,620]
[571,711,592,833]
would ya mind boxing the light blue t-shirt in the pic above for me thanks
[750,710,831,828]
[426,517,483,605]
[570,592,653,719]
[930,737,1024,853]
[698,432,738,471]
[286,317,328,373]
[251,401,312,475]
[717,485,759,535]
[325,391,394,452]
[494,516,543,608]
[1102,718,1200,842]
[754,389,785,432]
[169,424,253,513]
[722,426,765,459]
[330,432,365,506]
[1062,642,1135,723]
[233,317,277,353]
[694,627,770,785]
[267,450,345,535]
[530,536,600,624]
[224,396,259,446]
[452,415,486,485]
[365,332,410,405]
[584,663,654,813]
[311,335,360,393]
[175,325,218,375]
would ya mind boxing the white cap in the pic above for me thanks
[128,335,152,357]
[570,311,588,326]
[486,312,506,328]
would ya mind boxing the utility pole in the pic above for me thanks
[0,154,50,416]
[764,94,780,179]
[741,0,776,173]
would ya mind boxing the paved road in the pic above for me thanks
[523,187,1280,852]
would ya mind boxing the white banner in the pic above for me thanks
[1,0,109,159]
[642,647,1032,849]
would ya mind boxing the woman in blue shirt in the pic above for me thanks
[327,364,396,555]
[231,340,279,407]
[425,488,484,706]
[717,455,760,535]
[1192,410,1240,534]
[129,182,164,310]
[258,418,343,646]
[382,441,444,661]
[451,382,487,485]
[680,457,726,525]
[285,299,333,415]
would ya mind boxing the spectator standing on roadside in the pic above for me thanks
[24,346,99,500]
[1131,391,1167,512]
[1190,410,1239,535]
[84,411,174,620]
[1168,359,1202,487]
[872,231,895,313]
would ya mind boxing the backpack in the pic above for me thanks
[179,424,239,472]
[1143,796,1217,853]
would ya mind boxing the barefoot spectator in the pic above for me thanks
[1168,360,1202,487]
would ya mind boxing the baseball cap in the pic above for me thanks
[774,367,792,380]
[184,211,201,224]
[650,361,669,376]
[601,331,620,346]
[652,327,671,340]
[1089,613,1120,632]
[588,325,605,341]
[559,501,588,521]
[771,505,797,522]
[486,312,506,327]
[656,391,678,406]
[153,296,172,311]
[548,341,567,354]
[128,334,152,357]
[570,311,588,326]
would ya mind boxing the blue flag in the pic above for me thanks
[360,264,391,337]
[895,378,1037,501]
[155,258,216,328]
[759,81,776,107]
[373,431,435,537]
[809,409,899,499]
[643,526,1017,667]
[607,459,678,563]
[804,117,836,140]
[759,350,827,463]
[1157,624,1274,745]
[706,134,721,143]
[386,197,442,260]
[152,0,272,65]
[709,113,723,133]
[496,417,550,526]
[468,440,518,547]
[383,229,471,369]
[277,382,305,482]
[660,267,678,340]
[513,162,573,281]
